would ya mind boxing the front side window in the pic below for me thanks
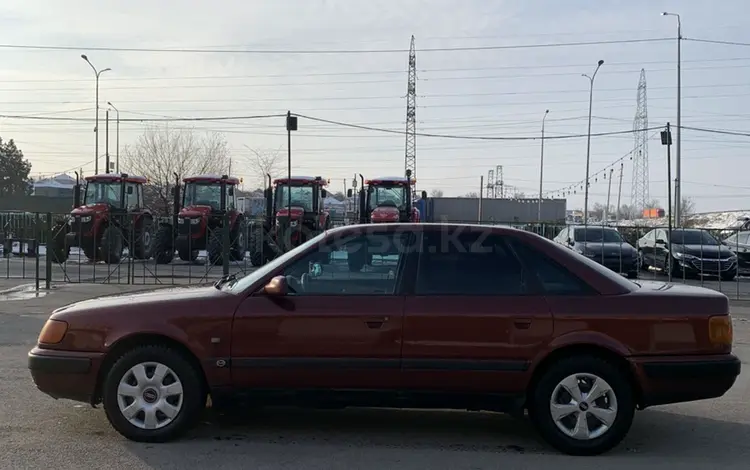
[368,185,407,211]
[184,183,222,210]
[415,229,526,296]
[276,184,314,213]
[84,181,121,206]
[280,231,411,295]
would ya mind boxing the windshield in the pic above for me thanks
[275,184,314,212]
[84,181,121,206]
[184,182,221,210]
[224,231,327,292]
[368,185,407,211]
[670,230,719,245]
[573,228,622,243]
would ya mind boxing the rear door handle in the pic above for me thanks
[365,317,388,329]
[513,319,532,330]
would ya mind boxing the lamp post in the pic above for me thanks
[537,109,549,223]
[107,102,120,173]
[662,11,682,226]
[582,59,604,227]
[81,54,111,175]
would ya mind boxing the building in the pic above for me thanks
[32,174,76,198]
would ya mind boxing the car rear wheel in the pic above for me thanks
[102,345,205,443]
[528,356,635,456]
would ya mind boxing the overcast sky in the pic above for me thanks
[0,0,748,213]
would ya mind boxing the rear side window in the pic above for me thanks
[415,229,527,296]
[510,240,596,296]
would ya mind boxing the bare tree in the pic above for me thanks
[244,146,282,189]
[679,196,696,216]
[430,189,444,198]
[122,125,230,215]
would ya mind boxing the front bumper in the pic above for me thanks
[28,347,104,404]
[631,354,741,408]
[675,255,737,275]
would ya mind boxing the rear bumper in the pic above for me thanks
[28,347,104,404]
[631,354,741,408]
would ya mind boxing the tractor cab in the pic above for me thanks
[268,176,328,231]
[181,175,239,217]
[74,173,146,217]
[349,172,424,224]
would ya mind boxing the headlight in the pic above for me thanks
[80,216,91,223]
[290,220,298,227]
[190,218,201,225]
[673,252,697,260]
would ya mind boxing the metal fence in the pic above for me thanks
[2,211,749,301]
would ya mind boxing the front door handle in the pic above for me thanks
[365,317,388,329]
[514,318,532,330]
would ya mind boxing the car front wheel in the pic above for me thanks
[528,356,635,456]
[102,345,205,443]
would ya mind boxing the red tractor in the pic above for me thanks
[348,170,426,224]
[49,173,153,264]
[152,174,246,265]
[249,175,331,266]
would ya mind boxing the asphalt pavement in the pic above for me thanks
[1,283,750,469]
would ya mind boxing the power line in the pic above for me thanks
[686,38,750,47]
[0,37,673,55]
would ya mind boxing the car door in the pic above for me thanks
[401,227,553,396]
[230,229,414,390]
[640,229,656,265]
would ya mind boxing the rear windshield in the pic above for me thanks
[574,228,622,243]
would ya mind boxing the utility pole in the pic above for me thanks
[661,122,674,282]
[616,163,624,222]
[479,175,483,222]
[404,36,417,193]
[107,102,120,173]
[285,111,298,251]
[662,12,682,225]
[81,55,111,175]
[604,168,614,223]
[582,59,605,227]
[105,109,110,174]
[538,109,549,222]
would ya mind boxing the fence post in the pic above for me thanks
[45,213,52,290]
[35,213,40,291]
[222,213,230,276]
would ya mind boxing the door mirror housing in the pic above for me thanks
[568,239,575,246]
[126,186,134,195]
[321,189,327,198]
[263,275,288,296]
[347,189,353,198]
[656,238,667,245]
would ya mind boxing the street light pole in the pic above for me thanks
[107,102,120,173]
[662,12,682,226]
[582,59,604,227]
[81,55,111,175]
[537,109,549,223]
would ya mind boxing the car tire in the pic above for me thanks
[528,355,635,456]
[102,344,206,443]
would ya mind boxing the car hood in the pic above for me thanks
[674,244,734,258]
[51,286,226,317]
[577,241,636,255]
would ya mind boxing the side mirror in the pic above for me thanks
[228,187,234,196]
[568,239,575,246]
[321,189,327,198]
[421,190,427,199]
[263,275,288,296]
[656,238,667,245]
[347,189,353,198]
[126,186,133,195]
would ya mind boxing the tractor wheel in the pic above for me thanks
[48,221,69,263]
[132,216,154,260]
[229,223,246,262]
[100,225,124,264]
[207,230,223,265]
[152,225,175,264]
